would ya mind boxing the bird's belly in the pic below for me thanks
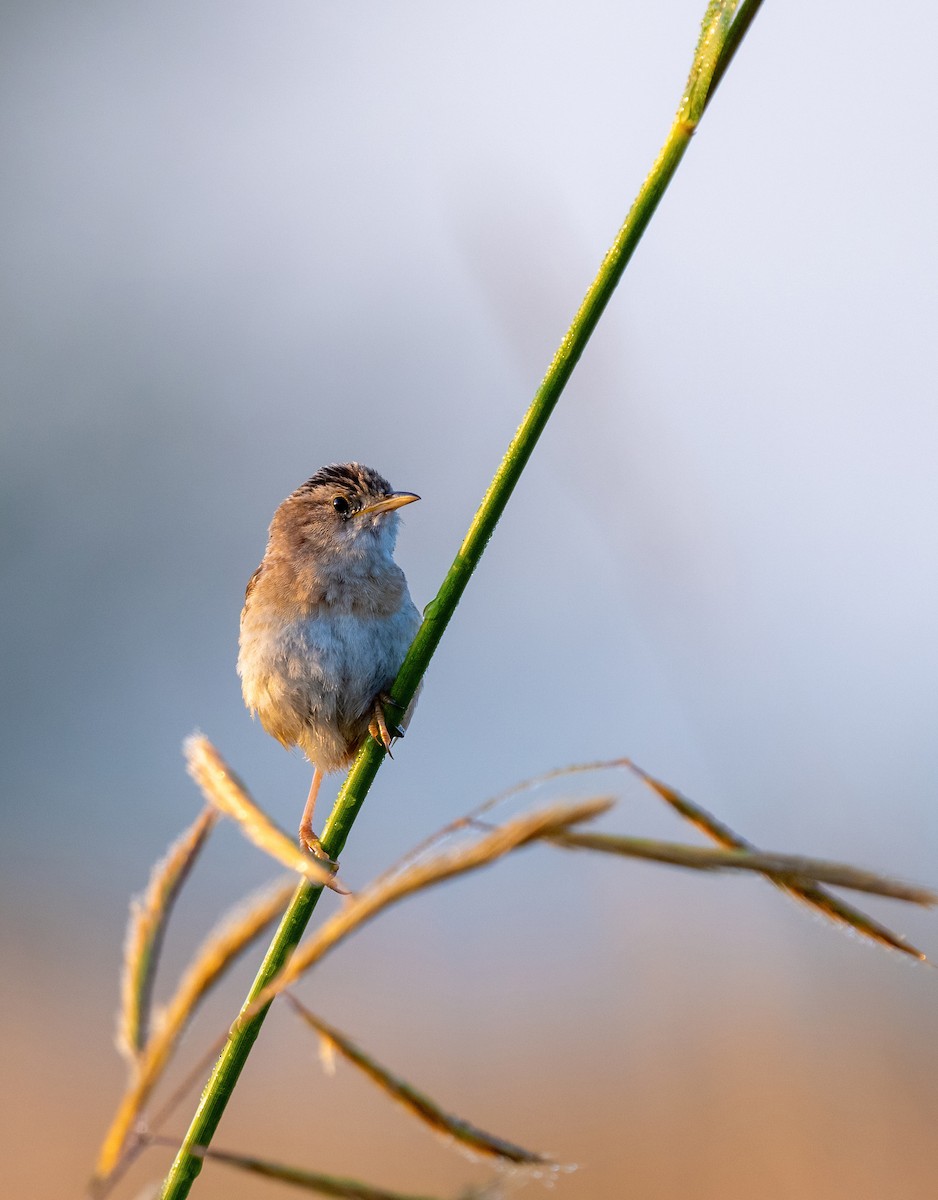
[239,602,419,771]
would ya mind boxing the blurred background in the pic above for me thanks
[3,2,937,1197]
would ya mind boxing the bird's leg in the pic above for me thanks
[368,693,406,757]
[299,766,329,860]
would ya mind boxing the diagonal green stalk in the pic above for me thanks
[156,5,761,1196]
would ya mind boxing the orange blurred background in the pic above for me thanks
[2,3,937,1198]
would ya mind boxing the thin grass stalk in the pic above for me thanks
[91,1034,237,1200]
[156,1140,449,1200]
[158,8,762,1196]
[453,754,930,960]
[118,807,219,1065]
[548,831,937,904]
[628,762,931,960]
[288,999,549,1165]
[94,878,296,1186]
[706,0,764,105]
[248,799,613,1014]
[185,736,344,892]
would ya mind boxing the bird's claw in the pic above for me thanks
[369,714,393,757]
[299,827,337,869]
[369,694,404,756]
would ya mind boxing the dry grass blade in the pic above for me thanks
[117,807,219,1067]
[549,831,938,906]
[387,759,628,874]
[172,1142,449,1199]
[182,1143,453,1199]
[93,877,296,1185]
[88,1033,236,1200]
[626,761,931,961]
[554,830,935,902]
[451,756,932,961]
[153,876,299,1054]
[185,734,346,893]
[288,998,550,1165]
[147,1030,233,1133]
[247,797,613,1013]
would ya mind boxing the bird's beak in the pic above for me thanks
[355,491,421,518]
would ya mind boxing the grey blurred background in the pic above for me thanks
[2,2,937,1197]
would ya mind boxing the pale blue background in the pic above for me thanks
[2,3,937,1198]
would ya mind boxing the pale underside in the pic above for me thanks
[239,598,420,773]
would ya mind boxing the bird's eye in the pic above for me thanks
[332,495,352,517]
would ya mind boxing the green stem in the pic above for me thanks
[706,0,764,109]
[157,6,760,1196]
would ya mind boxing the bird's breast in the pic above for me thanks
[238,589,420,768]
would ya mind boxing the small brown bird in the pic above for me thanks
[238,463,421,856]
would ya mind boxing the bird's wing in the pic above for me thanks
[241,563,264,624]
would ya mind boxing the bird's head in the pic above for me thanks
[272,462,420,566]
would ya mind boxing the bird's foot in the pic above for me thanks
[299,823,336,868]
[369,694,406,757]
